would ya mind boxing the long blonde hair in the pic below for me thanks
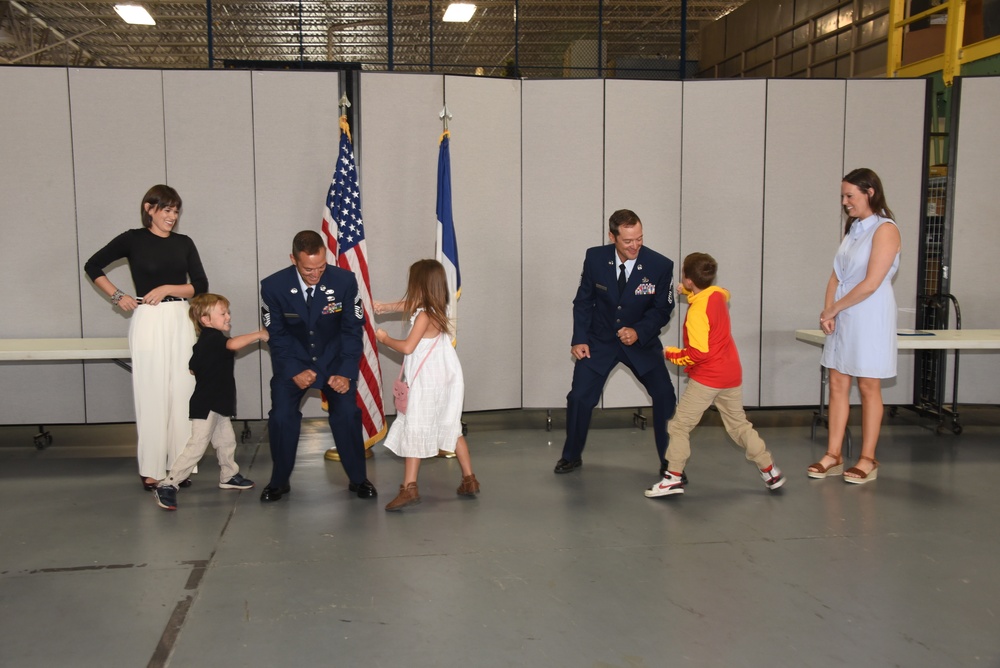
[402,259,451,336]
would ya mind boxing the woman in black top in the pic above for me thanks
[84,185,209,490]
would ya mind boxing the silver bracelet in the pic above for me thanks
[111,289,125,305]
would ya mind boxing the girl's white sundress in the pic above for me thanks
[384,309,465,458]
[820,214,900,379]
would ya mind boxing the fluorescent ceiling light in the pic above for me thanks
[443,3,476,22]
[114,4,156,25]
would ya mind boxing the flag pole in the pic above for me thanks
[339,93,352,136]
[437,104,458,339]
[439,104,452,132]
[324,93,352,461]
[322,92,387,462]
[435,103,462,457]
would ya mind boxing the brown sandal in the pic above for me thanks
[844,456,879,484]
[807,452,844,479]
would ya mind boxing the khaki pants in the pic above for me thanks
[665,378,772,473]
[162,412,240,487]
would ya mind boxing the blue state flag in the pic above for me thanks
[435,130,461,339]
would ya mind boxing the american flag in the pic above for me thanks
[321,115,386,448]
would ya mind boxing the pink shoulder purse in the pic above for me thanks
[392,335,440,415]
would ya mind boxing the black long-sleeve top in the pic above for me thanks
[84,228,208,297]
[188,327,236,419]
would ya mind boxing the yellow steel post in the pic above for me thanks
[887,0,906,77]
[942,0,967,84]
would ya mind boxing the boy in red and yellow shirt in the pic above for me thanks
[645,253,784,497]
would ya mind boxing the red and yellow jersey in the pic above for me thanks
[664,285,742,389]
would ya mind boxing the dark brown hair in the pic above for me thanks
[403,259,451,336]
[608,209,641,237]
[292,230,325,257]
[682,252,718,290]
[140,185,182,229]
[189,293,230,335]
[842,168,895,235]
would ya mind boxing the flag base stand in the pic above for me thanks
[325,447,374,462]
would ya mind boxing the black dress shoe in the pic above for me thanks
[348,479,377,498]
[554,458,583,474]
[178,478,193,488]
[260,485,291,502]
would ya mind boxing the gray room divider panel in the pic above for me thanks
[2,68,959,429]
[760,79,847,407]
[359,72,445,415]
[948,76,1000,403]
[163,70,263,420]
[602,79,684,410]
[443,75,523,412]
[521,79,605,409]
[680,80,768,407]
[0,67,85,424]
[252,70,345,418]
[72,68,168,423]
[844,79,925,406]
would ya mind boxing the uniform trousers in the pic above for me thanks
[129,301,195,480]
[562,349,676,467]
[665,378,773,472]
[161,411,240,487]
[267,377,366,488]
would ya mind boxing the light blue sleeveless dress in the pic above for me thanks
[820,214,900,379]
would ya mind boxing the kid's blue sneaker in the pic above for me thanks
[154,485,178,510]
[219,474,254,490]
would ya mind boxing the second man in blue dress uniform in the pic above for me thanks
[556,209,679,479]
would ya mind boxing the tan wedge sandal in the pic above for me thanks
[807,452,844,479]
[844,456,879,484]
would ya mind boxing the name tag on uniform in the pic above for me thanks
[595,283,608,292]
[283,313,300,318]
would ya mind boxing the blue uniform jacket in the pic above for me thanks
[571,244,675,376]
[261,264,365,388]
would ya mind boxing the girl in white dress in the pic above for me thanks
[810,168,901,484]
[374,259,479,511]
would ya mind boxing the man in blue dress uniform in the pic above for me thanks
[555,209,679,479]
[259,230,376,501]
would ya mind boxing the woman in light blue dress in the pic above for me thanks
[808,169,901,484]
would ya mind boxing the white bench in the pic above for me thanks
[0,337,131,362]
[1,337,256,448]
[0,338,131,447]
[796,328,1000,453]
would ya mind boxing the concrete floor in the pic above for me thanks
[1,407,999,667]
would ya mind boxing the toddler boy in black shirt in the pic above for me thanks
[154,294,268,511]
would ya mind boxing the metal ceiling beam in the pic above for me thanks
[4,0,738,70]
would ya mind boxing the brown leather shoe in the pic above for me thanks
[385,482,421,511]
[456,474,480,496]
